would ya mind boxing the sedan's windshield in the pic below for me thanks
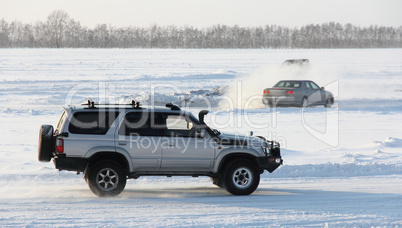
[274,81,301,88]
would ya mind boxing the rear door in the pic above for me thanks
[115,111,162,171]
[64,111,119,157]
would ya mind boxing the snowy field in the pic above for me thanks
[0,48,401,227]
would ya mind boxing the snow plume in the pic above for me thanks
[219,63,338,109]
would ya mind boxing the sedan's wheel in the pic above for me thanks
[88,161,126,197]
[222,160,260,195]
[325,97,333,108]
[262,98,272,108]
[301,97,308,108]
[266,102,273,108]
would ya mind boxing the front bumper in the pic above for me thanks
[257,140,282,173]
[257,156,283,173]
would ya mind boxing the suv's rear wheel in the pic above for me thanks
[87,160,127,197]
[38,125,54,162]
[222,159,260,195]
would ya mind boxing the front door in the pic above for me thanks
[307,81,323,105]
[158,114,216,171]
[309,81,326,105]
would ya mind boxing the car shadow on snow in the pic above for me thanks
[53,182,401,224]
[117,185,401,218]
[117,185,296,199]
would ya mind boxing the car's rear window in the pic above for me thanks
[274,81,301,88]
[69,111,120,135]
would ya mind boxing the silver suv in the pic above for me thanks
[38,100,282,197]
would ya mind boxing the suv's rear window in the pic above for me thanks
[69,111,120,135]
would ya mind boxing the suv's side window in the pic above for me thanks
[119,112,163,136]
[119,112,155,136]
[69,111,120,135]
[119,112,195,137]
[164,114,195,137]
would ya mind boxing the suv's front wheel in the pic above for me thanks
[87,160,127,197]
[222,159,260,195]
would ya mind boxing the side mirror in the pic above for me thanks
[320,87,325,90]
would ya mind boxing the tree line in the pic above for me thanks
[1,10,401,49]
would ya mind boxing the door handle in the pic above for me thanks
[118,141,127,145]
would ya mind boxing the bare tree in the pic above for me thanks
[0,19,10,47]
[46,10,70,48]
[1,11,402,48]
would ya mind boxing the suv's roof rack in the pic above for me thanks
[81,99,142,109]
[129,100,141,109]
[87,98,95,108]
[165,103,181,111]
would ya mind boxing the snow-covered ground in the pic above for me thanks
[0,49,401,227]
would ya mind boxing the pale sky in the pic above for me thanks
[1,0,401,28]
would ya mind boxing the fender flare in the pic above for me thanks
[213,147,261,173]
[84,146,133,172]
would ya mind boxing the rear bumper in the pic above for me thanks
[262,95,299,106]
[53,156,88,172]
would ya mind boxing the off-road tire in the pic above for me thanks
[87,160,127,197]
[38,125,54,162]
[222,159,260,195]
